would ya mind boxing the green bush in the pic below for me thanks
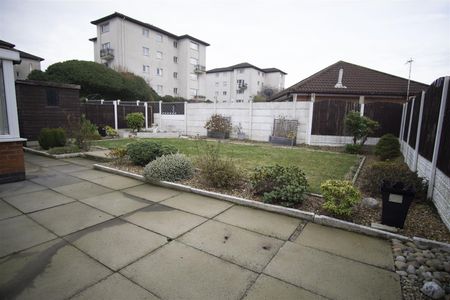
[107,147,128,164]
[38,128,67,150]
[345,143,362,154]
[126,140,161,166]
[251,165,308,207]
[144,153,194,182]
[375,134,401,160]
[362,161,427,200]
[321,180,361,217]
[126,112,145,132]
[73,115,100,151]
[105,125,118,137]
[344,111,379,146]
[204,114,232,134]
[160,144,178,156]
[47,145,80,155]
[196,143,242,188]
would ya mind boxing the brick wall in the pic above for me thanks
[0,141,25,184]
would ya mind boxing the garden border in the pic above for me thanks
[23,146,84,159]
[93,163,449,247]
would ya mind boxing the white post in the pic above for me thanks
[412,91,425,171]
[159,100,163,130]
[427,76,449,199]
[136,100,140,106]
[307,93,315,145]
[144,102,148,130]
[113,100,118,130]
[214,98,217,113]
[399,103,407,151]
[184,101,188,135]
[249,100,253,140]
[100,99,104,105]
[405,97,415,164]
[292,94,297,119]
[359,96,365,116]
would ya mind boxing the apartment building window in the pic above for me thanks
[239,69,245,74]
[100,22,109,33]
[101,42,111,49]
[190,88,198,97]
[257,81,260,86]
[173,72,178,78]
[142,65,150,73]
[215,82,219,87]
[190,73,197,81]
[156,68,163,76]
[258,71,261,76]
[223,91,227,96]
[173,88,178,95]
[223,81,227,87]
[190,42,199,51]
[157,85,163,93]
[156,51,163,60]
[142,28,149,37]
[237,89,244,94]
[143,47,149,56]
[173,56,178,63]
[155,33,163,42]
[189,57,198,65]
[173,41,178,48]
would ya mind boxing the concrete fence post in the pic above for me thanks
[359,96,365,116]
[306,93,315,145]
[405,97,415,164]
[113,100,118,130]
[249,100,253,140]
[184,101,188,135]
[159,100,163,130]
[427,76,449,199]
[292,94,297,119]
[412,91,426,171]
[144,102,148,130]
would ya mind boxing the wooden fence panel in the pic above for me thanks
[311,100,359,136]
[117,105,146,128]
[408,94,421,148]
[81,103,115,127]
[364,101,403,137]
[403,101,412,141]
[437,85,450,177]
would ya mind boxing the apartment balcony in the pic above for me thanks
[192,95,206,101]
[194,65,206,74]
[237,83,248,92]
[100,48,114,60]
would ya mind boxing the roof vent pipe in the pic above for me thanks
[334,68,347,89]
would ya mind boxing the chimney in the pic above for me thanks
[334,68,347,89]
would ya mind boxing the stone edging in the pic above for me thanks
[93,163,450,247]
[23,147,84,159]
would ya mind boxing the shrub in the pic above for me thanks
[105,125,118,137]
[47,145,80,155]
[38,128,67,150]
[362,161,427,200]
[107,147,127,164]
[73,115,100,151]
[375,134,401,160]
[321,180,361,217]
[196,143,242,188]
[160,144,178,156]
[126,112,145,132]
[345,143,362,154]
[126,140,161,166]
[144,153,194,182]
[251,165,308,207]
[204,114,232,134]
[344,111,379,146]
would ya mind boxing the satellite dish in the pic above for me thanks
[263,88,274,97]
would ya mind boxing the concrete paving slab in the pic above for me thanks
[123,204,206,238]
[180,220,283,272]
[30,173,83,188]
[215,205,302,240]
[49,164,90,173]
[88,174,143,190]
[161,192,233,218]
[80,191,152,216]
[71,273,158,300]
[65,219,167,270]
[0,239,111,299]
[27,158,69,167]
[62,157,96,167]
[3,189,75,213]
[121,241,257,300]
[29,202,114,236]
[295,223,394,269]
[122,184,181,202]
[70,169,111,180]
[0,215,56,257]
[243,274,326,300]
[0,180,46,198]
[264,242,402,300]
[0,199,22,220]
[52,181,113,200]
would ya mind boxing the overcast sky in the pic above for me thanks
[1,0,449,86]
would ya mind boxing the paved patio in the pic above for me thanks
[0,153,402,299]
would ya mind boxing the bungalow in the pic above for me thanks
[270,61,429,146]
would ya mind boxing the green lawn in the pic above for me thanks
[93,138,359,193]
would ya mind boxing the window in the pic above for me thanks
[0,61,9,135]
[101,42,111,49]
[155,33,163,42]
[258,71,261,76]
[143,65,150,73]
[237,89,244,94]
[100,22,109,33]
[189,57,198,65]
[46,88,59,106]
[143,47,149,56]
[190,88,198,97]
[236,99,244,103]
[143,28,149,37]
[239,69,244,74]
[173,56,178,63]
[223,81,227,86]
[173,72,178,78]
[257,81,260,86]
[223,91,227,96]
[157,85,163,93]
[215,82,219,87]
[190,42,199,51]
[190,73,197,81]
[156,68,163,76]
[173,41,178,48]
[156,51,163,60]
[173,88,178,95]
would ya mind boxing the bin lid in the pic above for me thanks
[381,180,416,196]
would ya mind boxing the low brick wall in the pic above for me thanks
[0,141,25,184]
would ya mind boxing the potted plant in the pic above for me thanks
[204,114,232,139]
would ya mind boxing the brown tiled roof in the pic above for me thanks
[271,60,428,100]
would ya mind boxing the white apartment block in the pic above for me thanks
[206,63,286,103]
[90,12,209,100]
[0,40,44,80]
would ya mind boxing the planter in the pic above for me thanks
[207,131,230,139]
[269,135,296,146]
